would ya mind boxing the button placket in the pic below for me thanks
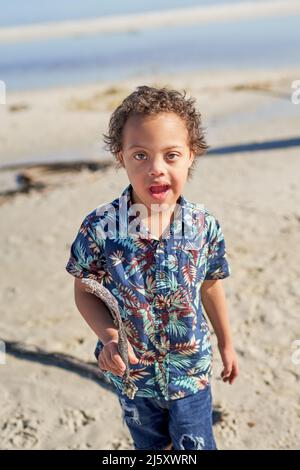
[154,240,163,337]
[154,240,166,292]
[155,239,171,399]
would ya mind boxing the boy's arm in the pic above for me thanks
[74,277,118,345]
[74,278,139,376]
[201,279,239,384]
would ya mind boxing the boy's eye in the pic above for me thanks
[167,153,179,161]
[133,152,180,161]
[133,153,147,160]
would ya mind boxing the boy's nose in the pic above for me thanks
[148,161,166,176]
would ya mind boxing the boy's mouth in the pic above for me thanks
[148,184,171,200]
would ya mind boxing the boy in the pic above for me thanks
[65,86,238,450]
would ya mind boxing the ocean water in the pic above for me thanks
[0,1,299,91]
[0,0,252,26]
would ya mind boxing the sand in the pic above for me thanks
[0,66,300,449]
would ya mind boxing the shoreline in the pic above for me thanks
[1,66,299,165]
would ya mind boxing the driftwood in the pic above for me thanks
[0,158,113,200]
[82,278,138,399]
[0,158,111,172]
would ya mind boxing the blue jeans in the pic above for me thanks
[116,384,217,450]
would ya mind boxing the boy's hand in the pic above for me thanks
[218,344,239,384]
[98,339,139,377]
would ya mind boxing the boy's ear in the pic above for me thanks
[117,151,125,167]
[188,150,195,167]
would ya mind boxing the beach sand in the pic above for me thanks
[0,67,300,449]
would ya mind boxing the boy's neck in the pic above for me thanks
[144,206,176,240]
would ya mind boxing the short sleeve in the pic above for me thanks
[65,215,106,281]
[204,215,230,280]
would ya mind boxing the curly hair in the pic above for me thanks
[103,85,209,179]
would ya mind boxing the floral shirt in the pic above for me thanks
[65,183,230,401]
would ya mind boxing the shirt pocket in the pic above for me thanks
[177,246,204,291]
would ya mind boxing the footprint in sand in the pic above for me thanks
[59,408,95,433]
[0,406,40,449]
[109,436,134,450]
[213,403,238,438]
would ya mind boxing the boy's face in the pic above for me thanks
[118,112,195,213]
